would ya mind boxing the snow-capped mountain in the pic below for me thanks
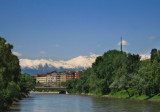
[20,54,99,74]
[20,53,150,75]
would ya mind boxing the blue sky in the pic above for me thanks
[0,0,160,60]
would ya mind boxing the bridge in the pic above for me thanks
[35,86,68,94]
[35,86,66,91]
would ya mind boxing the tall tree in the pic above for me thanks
[151,48,158,62]
[0,37,21,87]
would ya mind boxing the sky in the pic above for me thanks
[0,0,160,60]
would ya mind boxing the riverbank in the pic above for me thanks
[30,91,59,94]
[103,94,160,102]
[83,93,160,102]
[7,93,29,111]
[74,91,160,102]
[107,90,160,102]
[30,89,160,102]
[30,90,160,102]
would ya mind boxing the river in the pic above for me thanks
[9,93,160,112]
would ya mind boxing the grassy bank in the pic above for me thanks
[72,90,160,102]
[104,90,160,102]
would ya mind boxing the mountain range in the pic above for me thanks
[20,54,99,74]
[20,53,150,75]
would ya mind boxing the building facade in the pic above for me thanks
[35,74,47,84]
[33,71,79,87]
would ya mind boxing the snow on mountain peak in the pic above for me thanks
[20,54,99,69]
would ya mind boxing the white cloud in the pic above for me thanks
[139,54,150,60]
[55,44,59,48]
[19,54,99,69]
[118,40,129,46]
[40,51,46,54]
[12,51,22,57]
[149,36,157,40]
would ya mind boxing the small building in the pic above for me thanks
[65,71,79,80]
[36,74,48,84]
[33,70,80,87]
[75,72,79,79]
[59,72,66,83]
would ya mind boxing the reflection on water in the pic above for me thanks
[10,93,160,112]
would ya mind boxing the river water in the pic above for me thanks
[9,93,160,112]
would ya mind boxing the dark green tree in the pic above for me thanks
[151,48,158,62]
[0,37,35,111]
[19,73,35,94]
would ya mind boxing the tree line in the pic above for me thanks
[0,37,35,111]
[62,49,160,98]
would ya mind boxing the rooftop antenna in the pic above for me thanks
[120,36,122,52]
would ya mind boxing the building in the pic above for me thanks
[47,71,57,75]
[46,71,57,83]
[36,74,48,84]
[65,71,79,80]
[33,71,80,87]
[75,72,79,79]
[46,75,53,84]
[59,72,66,83]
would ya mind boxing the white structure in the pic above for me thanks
[36,76,47,84]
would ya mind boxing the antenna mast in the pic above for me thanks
[120,36,122,52]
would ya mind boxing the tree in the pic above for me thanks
[0,37,35,111]
[137,61,153,96]
[19,73,35,93]
[151,48,158,62]
[0,37,21,87]
[151,60,160,94]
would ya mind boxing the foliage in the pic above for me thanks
[0,37,35,111]
[62,49,160,100]
[19,73,35,93]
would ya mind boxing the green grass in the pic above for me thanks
[107,90,160,102]
[131,95,149,100]
[149,93,160,101]
[109,90,130,98]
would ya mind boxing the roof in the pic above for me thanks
[47,71,57,74]
[37,74,48,77]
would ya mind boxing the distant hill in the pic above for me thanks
[20,54,99,75]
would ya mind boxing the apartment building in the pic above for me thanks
[65,71,79,80]
[36,74,48,84]
[59,72,66,83]
[33,71,79,87]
